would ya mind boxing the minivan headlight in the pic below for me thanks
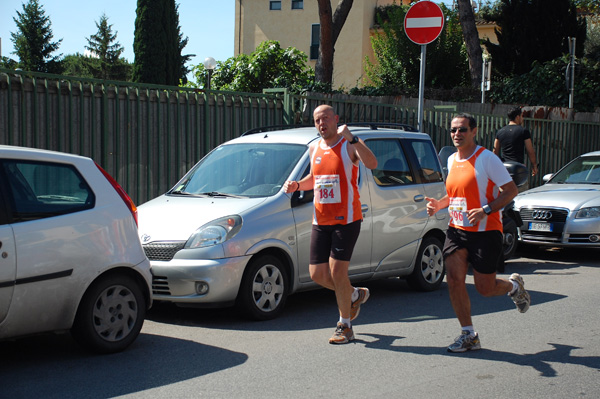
[185,215,243,249]
[575,207,600,219]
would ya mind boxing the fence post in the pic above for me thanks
[263,88,291,125]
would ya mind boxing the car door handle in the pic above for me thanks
[414,194,425,202]
[361,204,369,213]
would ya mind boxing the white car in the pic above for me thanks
[0,145,152,353]
[514,151,600,248]
[139,124,448,320]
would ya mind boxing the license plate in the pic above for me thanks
[529,222,553,232]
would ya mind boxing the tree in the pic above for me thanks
[490,56,600,112]
[132,0,191,85]
[61,52,133,81]
[584,15,600,62]
[573,0,600,13]
[456,0,483,87]
[61,53,94,78]
[186,41,314,93]
[10,0,62,73]
[0,57,18,69]
[364,4,470,95]
[483,0,587,77]
[315,0,354,86]
[85,14,130,80]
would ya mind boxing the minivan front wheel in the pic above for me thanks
[407,236,445,292]
[237,254,289,321]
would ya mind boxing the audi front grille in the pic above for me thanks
[519,207,569,242]
[520,207,569,223]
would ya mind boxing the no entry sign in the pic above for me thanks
[404,1,444,45]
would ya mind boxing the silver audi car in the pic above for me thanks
[138,124,449,320]
[514,151,600,248]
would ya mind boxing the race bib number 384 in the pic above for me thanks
[448,197,472,227]
[315,174,341,204]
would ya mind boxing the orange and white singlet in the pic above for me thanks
[311,137,361,225]
[446,146,512,232]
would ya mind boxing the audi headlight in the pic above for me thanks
[575,207,600,219]
[185,215,243,249]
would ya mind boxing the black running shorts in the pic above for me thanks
[310,220,362,264]
[443,226,503,274]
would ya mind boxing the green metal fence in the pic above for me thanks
[297,93,600,188]
[0,68,286,204]
[2,68,600,205]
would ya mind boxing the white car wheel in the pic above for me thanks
[72,274,146,354]
[407,236,445,291]
[237,255,289,320]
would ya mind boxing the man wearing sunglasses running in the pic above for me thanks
[425,113,530,353]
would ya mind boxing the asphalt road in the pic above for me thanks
[2,246,600,399]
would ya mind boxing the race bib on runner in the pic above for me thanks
[448,197,472,227]
[315,174,341,204]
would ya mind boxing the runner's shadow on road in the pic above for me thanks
[358,333,599,377]
[0,332,247,399]
[147,272,566,332]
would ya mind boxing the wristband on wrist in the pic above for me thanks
[294,181,299,192]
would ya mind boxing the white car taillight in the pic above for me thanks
[95,162,138,225]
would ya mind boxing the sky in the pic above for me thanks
[0,0,236,76]
[0,0,455,80]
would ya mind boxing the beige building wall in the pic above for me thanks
[235,0,402,89]
[477,21,499,45]
[234,1,498,89]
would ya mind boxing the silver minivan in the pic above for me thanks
[138,124,448,320]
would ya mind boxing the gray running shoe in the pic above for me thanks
[509,273,531,313]
[447,331,481,353]
[329,322,355,344]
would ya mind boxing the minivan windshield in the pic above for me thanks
[170,143,308,198]
[549,156,600,184]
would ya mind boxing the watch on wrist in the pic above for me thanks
[349,136,359,144]
[482,204,492,215]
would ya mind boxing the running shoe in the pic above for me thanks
[329,322,355,344]
[447,331,481,353]
[509,273,531,313]
[350,287,370,321]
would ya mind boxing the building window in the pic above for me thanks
[270,1,281,10]
[292,0,303,9]
[310,24,320,60]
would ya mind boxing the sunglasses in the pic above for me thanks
[450,127,468,133]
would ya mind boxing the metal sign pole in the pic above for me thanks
[418,44,426,132]
[568,37,576,109]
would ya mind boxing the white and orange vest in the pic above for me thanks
[446,146,512,232]
[311,138,361,225]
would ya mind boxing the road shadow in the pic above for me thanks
[0,332,247,399]
[358,332,600,378]
[146,254,568,332]
[513,246,599,269]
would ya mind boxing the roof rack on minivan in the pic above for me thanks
[241,125,313,136]
[344,122,418,132]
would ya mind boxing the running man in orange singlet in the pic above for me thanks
[284,105,377,344]
[426,113,531,353]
